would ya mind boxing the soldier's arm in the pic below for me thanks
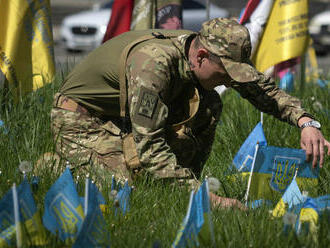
[230,72,313,126]
[231,73,330,167]
[126,46,193,180]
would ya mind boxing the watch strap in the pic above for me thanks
[300,120,321,130]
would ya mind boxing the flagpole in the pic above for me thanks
[260,112,263,125]
[111,175,115,191]
[205,178,215,247]
[300,53,306,95]
[206,0,210,20]
[244,143,259,205]
[13,183,22,248]
[84,178,89,216]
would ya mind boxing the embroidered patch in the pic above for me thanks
[137,91,158,118]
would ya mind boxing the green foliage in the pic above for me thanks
[0,74,329,247]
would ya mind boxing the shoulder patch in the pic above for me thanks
[138,90,158,118]
[131,86,163,129]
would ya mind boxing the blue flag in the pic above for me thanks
[314,195,330,211]
[73,181,110,248]
[232,122,267,172]
[247,145,319,200]
[115,181,131,215]
[195,181,211,233]
[295,198,319,236]
[273,179,304,217]
[249,199,273,209]
[0,179,47,246]
[80,184,106,215]
[278,192,330,237]
[172,191,199,248]
[17,179,47,246]
[111,176,122,192]
[0,186,16,246]
[43,168,84,243]
[111,175,117,191]
[195,180,215,245]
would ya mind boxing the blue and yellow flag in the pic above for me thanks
[295,198,319,237]
[232,122,267,172]
[277,192,329,237]
[253,0,309,72]
[81,183,107,215]
[314,195,330,211]
[172,191,199,248]
[272,179,304,217]
[0,179,47,247]
[0,186,16,247]
[0,0,55,98]
[195,180,215,246]
[43,168,84,243]
[73,181,110,248]
[245,145,319,201]
[17,179,47,246]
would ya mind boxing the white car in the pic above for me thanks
[309,10,330,55]
[60,0,229,52]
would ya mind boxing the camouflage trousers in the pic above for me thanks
[50,91,222,187]
[51,109,129,186]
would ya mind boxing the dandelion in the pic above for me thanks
[283,212,297,226]
[109,190,118,201]
[208,177,220,192]
[19,161,32,174]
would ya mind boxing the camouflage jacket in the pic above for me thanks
[125,33,311,170]
[60,30,311,171]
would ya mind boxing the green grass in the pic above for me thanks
[0,72,329,247]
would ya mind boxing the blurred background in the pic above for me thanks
[50,0,330,74]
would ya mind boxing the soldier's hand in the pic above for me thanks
[209,192,246,210]
[300,127,330,168]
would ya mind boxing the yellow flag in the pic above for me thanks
[253,0,309,72]
[0,0,55,98]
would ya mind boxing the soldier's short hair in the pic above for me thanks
[193,35,222,65]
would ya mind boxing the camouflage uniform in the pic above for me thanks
[51,18,312,186]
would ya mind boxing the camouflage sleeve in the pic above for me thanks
[126,44,190,178]
[230,73,313,126]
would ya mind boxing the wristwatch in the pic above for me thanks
[300,120,321,130]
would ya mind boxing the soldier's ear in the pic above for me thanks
[197,48,209,64]
[197,48,208,58]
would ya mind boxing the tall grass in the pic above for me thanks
[0,72,329,247]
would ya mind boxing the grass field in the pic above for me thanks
[0,72,329,247]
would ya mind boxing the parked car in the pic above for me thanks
[60,0,229,52]
[309,10,330,55]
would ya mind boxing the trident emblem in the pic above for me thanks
[270,157,299,193]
